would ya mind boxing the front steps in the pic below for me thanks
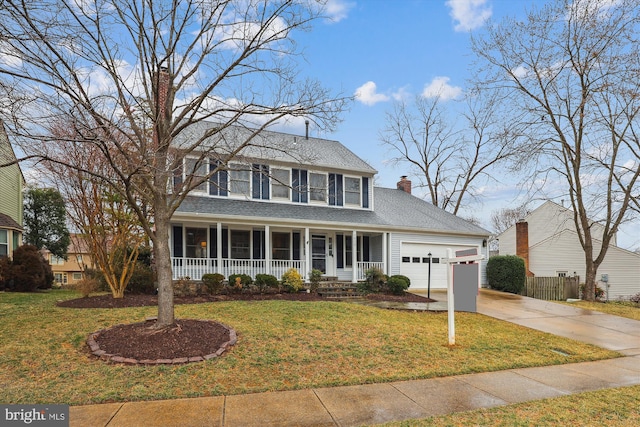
[316,277,363,298]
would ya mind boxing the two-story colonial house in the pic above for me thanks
[169,122,490,290]
[0,120,24,258]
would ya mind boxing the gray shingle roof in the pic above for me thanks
[173,121,377,175]
[175,187,490,237]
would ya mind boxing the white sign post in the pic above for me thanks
[443,248,485,346]
[446,249,455,345]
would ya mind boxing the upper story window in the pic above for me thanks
[252,164,270,200]
[309,173,326,202]
[230,164,251,196]
[272,168,290,199]
[292,169,308,203]
[209,160,228,196]
[50,255,65,265]
[328,173,343,206]
[345,177,360,206]
[185,158,207,193]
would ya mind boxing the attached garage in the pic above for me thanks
[400,242,477,290]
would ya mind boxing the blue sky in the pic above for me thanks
[289,0,639,251]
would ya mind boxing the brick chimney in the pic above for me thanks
[515,221,534,277]
[397,176,411,194]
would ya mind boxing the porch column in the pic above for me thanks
[382,232,388,276]
[352,229,357,283]
[265,225,271,275]
[305,227,310,282]
[216,222,222,275]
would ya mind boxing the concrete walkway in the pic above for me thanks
[70,290,640,427]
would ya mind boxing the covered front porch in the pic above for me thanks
[170,222,386,282]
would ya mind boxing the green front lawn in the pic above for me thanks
[381,385,640,426]
[0,290,619,405]
[562,299,640,321]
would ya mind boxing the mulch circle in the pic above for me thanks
[87,319,237,365]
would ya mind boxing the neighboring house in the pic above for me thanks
[169,123,491,290]
[497,200,640,300]
[44,234,93,287]
[0,120,24,258]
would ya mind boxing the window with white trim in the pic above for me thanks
[252,164,270,200]
[272,169,290,199]
[209,159,228,196]
[272,232,291,260]
[344,177,361,206]
[50,255,65,265]
[72,272,83,281]
[0,230,7,257]
[185,158,207,193]
[309,173,326,202]
[292,169,308,203]
[230,164,251,196]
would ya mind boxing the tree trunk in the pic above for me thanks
[582,257,597,302]
[154,210,175,328]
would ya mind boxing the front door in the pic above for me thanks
[311,235,327,273]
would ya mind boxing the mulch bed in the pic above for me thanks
[61,291,432,365]
[58,291,432,309]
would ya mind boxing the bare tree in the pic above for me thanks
[0,0,348,327]
[43,122,147,299]
[380,90,516,215]
[491,204,530,235]
[472,0,640,300]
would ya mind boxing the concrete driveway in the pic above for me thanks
[477,289,640,356]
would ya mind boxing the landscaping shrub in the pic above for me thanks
[309,269,323,293]
[486,255,525,294]
[281,268,303,293]
[630,292,640,305]
[0,255,12,290]
[386,275,410,295]
[202,273,225,294]
[254,274,279,292]
[76,277,99,298]
[227,274,252,293]
[5,245,53,292]
[359,267,386,294]
[124,261,156,294]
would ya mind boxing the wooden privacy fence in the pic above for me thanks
[522,276,579,301]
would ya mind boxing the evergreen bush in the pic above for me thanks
[486,255,526,294]
[255,274,279,292]
[202,273,225,294]
[386,275,410,295]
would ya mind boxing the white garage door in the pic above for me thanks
[400,243,473,290]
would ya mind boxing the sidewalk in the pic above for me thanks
[70,290,640,426]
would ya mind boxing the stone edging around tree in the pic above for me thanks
[86,321,237,365]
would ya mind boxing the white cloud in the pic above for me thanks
[355,81,390,106]
[445,0,492,32]
[421,76,462,100]
[324,0,355,23]
[0,42,23,68]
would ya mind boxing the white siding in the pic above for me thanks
[530,230,640,300]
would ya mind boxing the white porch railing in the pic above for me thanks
[357,262,385,281]
[171,257,307,281]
